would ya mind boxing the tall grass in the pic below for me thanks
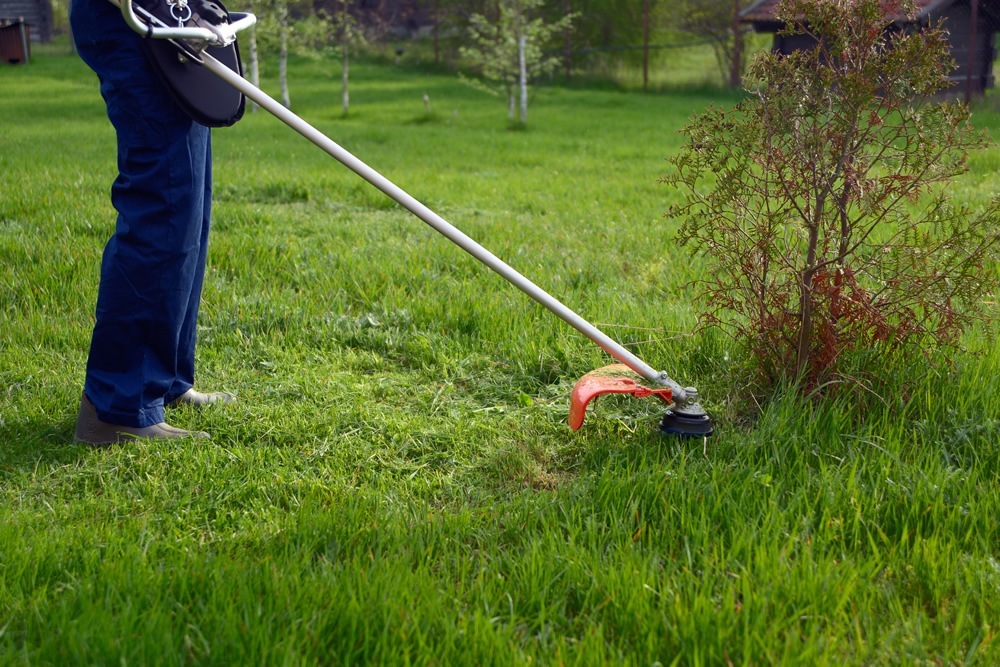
[1,44,999,665]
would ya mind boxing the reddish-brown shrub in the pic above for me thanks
[664,0,1000,392]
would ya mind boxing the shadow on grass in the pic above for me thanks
[0,415,91,474]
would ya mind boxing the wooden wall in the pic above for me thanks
[0,0,52,42]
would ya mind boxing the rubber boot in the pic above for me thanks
[73,394,210,446]
[168,389,236,407]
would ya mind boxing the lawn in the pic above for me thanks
[1,42,999,665]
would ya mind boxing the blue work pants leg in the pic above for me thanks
[71,0,212,428]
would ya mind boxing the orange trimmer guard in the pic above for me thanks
[568,364,673,430]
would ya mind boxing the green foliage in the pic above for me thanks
[568,0,651,50]
[675,0,749,87]
[459,0,574,123]
[665,0,1000,393]
[49,0,70,36]
[249,0,334,60]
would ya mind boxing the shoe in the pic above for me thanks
[168,389,236,408]
[73,394,210,446]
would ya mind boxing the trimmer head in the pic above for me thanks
[569,364,713,436]
[658,406,714,438]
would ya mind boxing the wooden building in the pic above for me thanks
[0,0,52,42]
[741,0,1000,96]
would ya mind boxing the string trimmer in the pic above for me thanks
[112,0,714,437]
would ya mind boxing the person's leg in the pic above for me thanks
[72,0,214,429]
[85,120,212,426]
[164,131,212,405]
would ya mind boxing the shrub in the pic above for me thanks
[664,0,1000,394]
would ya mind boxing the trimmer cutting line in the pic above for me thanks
[115,0,714,437]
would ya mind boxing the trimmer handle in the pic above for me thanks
[114,0,256,47]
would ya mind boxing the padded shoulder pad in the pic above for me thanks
[135,0,246,127]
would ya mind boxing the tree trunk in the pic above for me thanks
[563,0,572,82]
[518,35,528,124]
[966,0,980,103]
[642,0,650,92]
[247,26,260,112]
[433,0,440,66]
[341,1,350,115]
[342,41,350,114]
[279,1,290,109]
[729,0,742,89]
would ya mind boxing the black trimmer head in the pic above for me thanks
[659,406,714,438]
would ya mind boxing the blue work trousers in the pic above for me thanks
[71,0,212,427]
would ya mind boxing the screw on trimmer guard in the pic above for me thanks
[112,0,715,437]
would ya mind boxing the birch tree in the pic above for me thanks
[239,0,290,109]
[277,0,290,108]
[330,0,364,116]
[240,0,316,110]
[245,0,262,111]
[460,0,574,126]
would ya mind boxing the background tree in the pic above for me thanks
[568,0,643,49]
[676,0,748,88]
[49,0,68,38]
[561,0,572,81]
[643,0,673,91]
[665,0,1000,392]
[243,0,265,112]
[242,0,334,111]
[242,0,296,107]
[277,0,291,107]
[460,0,574,125]
[552,0,678,89]
[330,0,363,115]
[410,0,492,67]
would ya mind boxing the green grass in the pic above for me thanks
[2,45,1000,665]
